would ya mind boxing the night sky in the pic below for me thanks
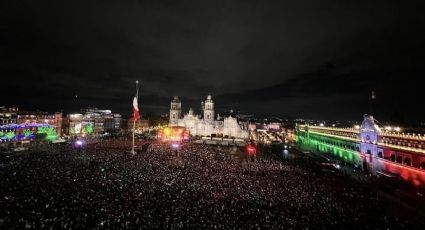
[1,0,424,123]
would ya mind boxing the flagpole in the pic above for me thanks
[132,80,139,155]
[370,90,375,116]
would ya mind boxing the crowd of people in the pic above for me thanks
[0,139,421,229]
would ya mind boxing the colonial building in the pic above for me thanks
[17,111,62,136]
[1,107,62,138]
[169,95,248,139]
[295,114,425,189]
[62,108,122,136]
[0,106,18,125]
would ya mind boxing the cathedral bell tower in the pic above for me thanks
[169,96,181,125]
[359,114,381,173]
[203,94,214,123]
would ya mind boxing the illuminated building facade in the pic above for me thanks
[1,107,63,136]
[0,106,18,125]
[16,111,62,136]
[63,108,121,136]
[62,114,93,136]
[0,123,58,143]
[169,96,182,124]
[296,114,425,189]
[169,95,248,139]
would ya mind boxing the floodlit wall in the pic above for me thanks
[0,123,58,142]
[374,158,425,188]
[296,129,361,165]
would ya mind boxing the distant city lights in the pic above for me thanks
[385,126,402,132]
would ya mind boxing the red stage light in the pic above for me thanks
[246,144,257,156]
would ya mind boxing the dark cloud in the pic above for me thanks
[1,0,424,122]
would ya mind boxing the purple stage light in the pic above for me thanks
[75,140,83,146]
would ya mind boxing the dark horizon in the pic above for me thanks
[2,0,424,123]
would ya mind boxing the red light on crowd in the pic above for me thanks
[246,144,257,156]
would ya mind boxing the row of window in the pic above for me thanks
[309,128,358,140]
[381,139,424,150]
[310,135,359,152]
[378,152,425,169]
[0,119,17,124]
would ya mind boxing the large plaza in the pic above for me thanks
[1,139,423,229]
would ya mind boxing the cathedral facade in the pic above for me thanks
[169,95,248,139]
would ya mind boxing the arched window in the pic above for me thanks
[396,156,403,164]
[403,157,412,166]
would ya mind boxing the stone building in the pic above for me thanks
[169,95,248,139]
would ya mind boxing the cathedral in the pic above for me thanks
[169,95,249,139]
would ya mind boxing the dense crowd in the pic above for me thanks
[0,139,421,229]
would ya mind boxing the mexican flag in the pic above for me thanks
[133,96,140,120]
